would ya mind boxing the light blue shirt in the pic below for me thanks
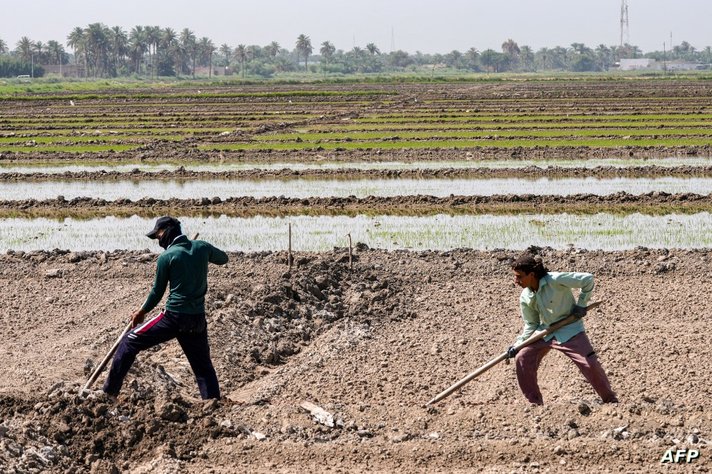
[515,272,594,345]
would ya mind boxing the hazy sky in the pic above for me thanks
[2,0,711,54]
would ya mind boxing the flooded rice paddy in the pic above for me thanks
[2,213,712,252]
[0,157,710,174]
[1,176,712,200]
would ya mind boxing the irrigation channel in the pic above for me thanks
[2,176,712,200]
[0,157,710,174]
[2,213,712,252]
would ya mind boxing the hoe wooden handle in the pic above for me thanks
[427,301,603,405]
[82,322,132,393]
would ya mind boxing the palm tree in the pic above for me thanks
[33,41,46,64]
[501,39,520,57]
[16,37,34,63]
[161,28,179,76]
[320,41,335,74]
[129,26,148,74]
[265,41,280,59]
[234,44,247,78]
[219,43,232,67]
[67,27,87,77]
[180,28,197,77]
[198,37,215,77]
[320,41,335,61]
[295,34,313,71]
[703,46,712,65]
[85,23,110,77]
[594,44,613,71]
[464,47,479,71]
[108,26,128,76]
[519,45,535,71]
[47,40,66,75]
[479,49,502,72]
[366,43,380,55]
[247,45,261,61]
[444,50,463,68]
[145,26,162,78]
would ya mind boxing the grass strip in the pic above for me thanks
[0,144,141,153]
[255,128,712,141]
[201,137,712,151]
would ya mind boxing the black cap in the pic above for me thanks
[146,216,181,239]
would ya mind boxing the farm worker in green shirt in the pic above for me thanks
[103,216,228,400]
[506,252,618,405]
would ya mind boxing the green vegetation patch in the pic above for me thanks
[0,90,393,101]
[354,113,712,123]
[0,144,141,153]
[307,120,712,132]
[255,128,712,142]
[202,137,712,151]
[0,135,184,144]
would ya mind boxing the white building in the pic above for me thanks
[618,58,659,70]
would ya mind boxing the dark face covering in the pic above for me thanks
[158,225,181,249]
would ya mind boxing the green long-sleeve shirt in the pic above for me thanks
[141,235,229,315]
[514,271,594,345]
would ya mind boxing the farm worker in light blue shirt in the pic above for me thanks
[506,252,618,405]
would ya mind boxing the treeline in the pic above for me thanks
[0,56,43,78]
[1,25,711,78]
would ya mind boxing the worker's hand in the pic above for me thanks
[505,345,518,360]
[130,309,146,328]
[572,305,587,318]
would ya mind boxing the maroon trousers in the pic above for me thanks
[515,331,617,405]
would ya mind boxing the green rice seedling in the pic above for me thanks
[0,144,141,153]
[3,213,712,252]
[201,137,712,151]
[254,128,712,142]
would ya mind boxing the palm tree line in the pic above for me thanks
[1,25,712,78]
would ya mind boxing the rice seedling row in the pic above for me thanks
[3,213,712,252]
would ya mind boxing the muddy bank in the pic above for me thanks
[5,164,712,182]
[1,144,712,166]
[1,192,711,218]
[0,248,709,472]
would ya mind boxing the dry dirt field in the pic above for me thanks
[0,247,709,473]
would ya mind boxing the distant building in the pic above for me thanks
[666,60,707,71]
[617,58,707,72]
[40,64,84,78]
[618,58,658,71]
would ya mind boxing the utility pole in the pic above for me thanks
[391,26,395,52]
[663,42,667,74]
[620,0,630,48]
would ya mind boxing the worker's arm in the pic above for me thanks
[514,298,540,345]
[551,272,594,307]
[140,254,170,314]
[208,244,229,265]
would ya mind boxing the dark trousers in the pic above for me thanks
[515,332,617,405]
[103,310,220,399]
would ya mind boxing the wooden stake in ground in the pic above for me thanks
[347,233,353,269]
[427,301,603,405]
[288,223,293,269]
